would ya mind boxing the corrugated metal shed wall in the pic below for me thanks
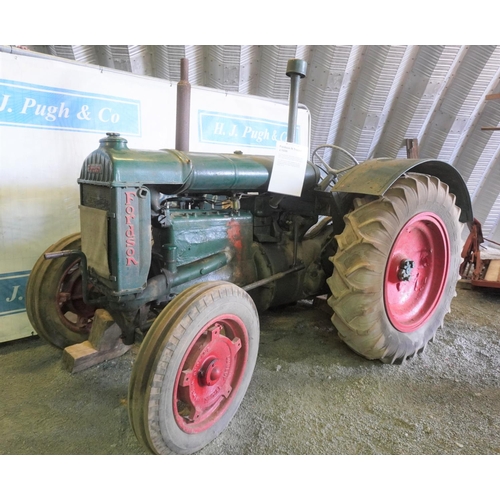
[24,44,500,244]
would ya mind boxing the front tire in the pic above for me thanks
[327,173,462,364]
[128,281,259,455]
[26,233,96,349]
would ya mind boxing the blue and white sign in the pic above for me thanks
[0,49,310,343]
[0,79,141,135]
[198,110,300,149]
[0,271,30,317]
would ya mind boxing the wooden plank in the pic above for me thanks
[62,340,131,374]
[484,259,500,282]
[485,93,500,100]
[88,309,122,351]
[61,308,131,373]
[481,127,500,131]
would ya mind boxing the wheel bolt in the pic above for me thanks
[398,259,415,281]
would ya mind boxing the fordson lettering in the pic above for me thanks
[87,164,102,174]
[124,191,138,266]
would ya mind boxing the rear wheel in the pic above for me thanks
[327,173,462,364]
[26,233,96,349]
[128,281,259,455]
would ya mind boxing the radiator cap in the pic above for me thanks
[100,132,128,150]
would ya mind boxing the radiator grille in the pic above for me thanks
[79,151,112,183]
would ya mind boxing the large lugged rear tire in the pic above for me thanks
[128,281,259,455]
[327,173,462,364]
[26,233,96,349]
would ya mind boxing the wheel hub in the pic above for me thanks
[398,259,415,281]
[175,317,247,433]
[57,260,95,335]
[199,358,223,386]
[384,212,450,333]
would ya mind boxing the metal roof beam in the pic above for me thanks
[204,45,261,94]
[303,45,352,160]
[418,45,496,159]
[369,45,443,159]
[325,45,391,170]
[448,52,500,186]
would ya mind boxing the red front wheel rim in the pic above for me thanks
[174,314,249,434]
[384,212,450,332]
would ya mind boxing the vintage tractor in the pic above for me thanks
[26,58,473,455]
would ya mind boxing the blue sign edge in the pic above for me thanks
[0,79,142,136]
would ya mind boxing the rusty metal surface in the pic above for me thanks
[460,218,500,288]
[471,279,500,289]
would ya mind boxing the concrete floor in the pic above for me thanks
[1,286,499,456]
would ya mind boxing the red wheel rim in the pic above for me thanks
[384,212,450,332]
[173,314,249,434]
[56,259,95,335]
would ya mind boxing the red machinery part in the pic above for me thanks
[174,315,249,434]
[384,212,450,333]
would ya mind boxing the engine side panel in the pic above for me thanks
[153,209,256,288]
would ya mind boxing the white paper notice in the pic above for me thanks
[268,141,309,197]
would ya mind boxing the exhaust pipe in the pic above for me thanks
[285,59,307,144]
[175,58,191,152]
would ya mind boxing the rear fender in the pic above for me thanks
[331,158,473,224]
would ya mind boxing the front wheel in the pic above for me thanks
[327,173,462,364]
[25,233,96,349]
[128,281,260,455]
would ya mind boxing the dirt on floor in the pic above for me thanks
[1,285,499,455]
